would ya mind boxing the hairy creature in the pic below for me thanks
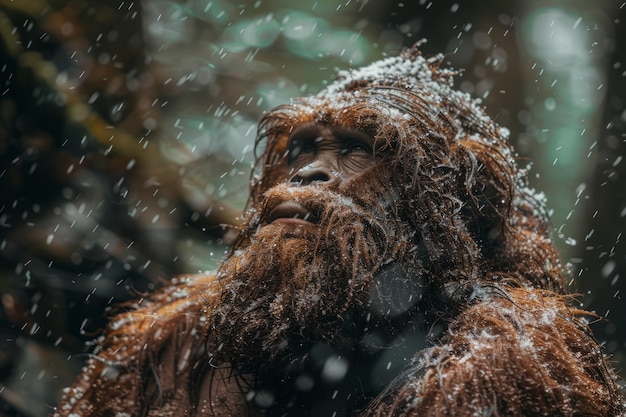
[55,45,624,417]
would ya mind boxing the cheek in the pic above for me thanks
[254,164,292,197]
[339,154,375,174]
[342,167,394,203]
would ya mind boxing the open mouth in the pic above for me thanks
[267,201,316,226]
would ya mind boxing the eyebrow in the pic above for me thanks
[289,123,375,144]
[330,126,375,146]
[288,123,324,142]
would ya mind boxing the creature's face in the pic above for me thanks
[261,123,379,228]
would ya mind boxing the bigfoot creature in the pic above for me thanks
[55,45,624,416]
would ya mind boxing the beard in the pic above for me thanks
[209,184,424,371]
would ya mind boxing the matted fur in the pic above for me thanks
[54,45,623,416]
[365,287,621,416]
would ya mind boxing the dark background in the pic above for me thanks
[0,1,624,415]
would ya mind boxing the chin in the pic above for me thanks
[209,183,415,369]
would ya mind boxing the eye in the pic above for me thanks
[341,141,371,155]
[287,137,318,162]
[301,142,317,154]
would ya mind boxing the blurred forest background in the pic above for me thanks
[0,0,624,415]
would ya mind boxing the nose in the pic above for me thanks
[290,161,338,186]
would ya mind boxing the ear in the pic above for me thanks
[452,136,566,292]
[451,137,513,262]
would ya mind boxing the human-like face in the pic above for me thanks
[265,123,377,227]
[287,123,376,186]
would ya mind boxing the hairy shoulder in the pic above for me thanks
[366,287,623,417]
[55,274,224,417]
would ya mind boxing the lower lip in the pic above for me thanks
[271,218,314,226]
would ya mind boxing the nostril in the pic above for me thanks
[291,166,333,186]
